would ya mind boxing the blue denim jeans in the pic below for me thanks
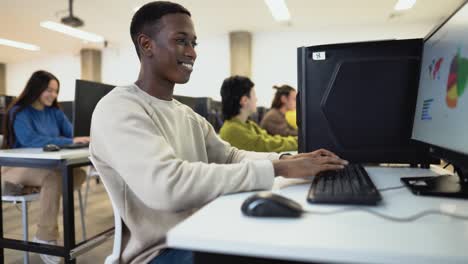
[149,249,193,264]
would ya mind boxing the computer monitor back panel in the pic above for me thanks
[59,101,74,123]
[173,95,211,118]
[74,80,114,137]
[298,39,435,163]
[0,95,15,134]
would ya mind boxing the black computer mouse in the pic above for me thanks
[241,192,302,218]
[43,144,61,152]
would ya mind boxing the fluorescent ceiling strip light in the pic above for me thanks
[40,21,105,43]
[264,0,291,22]
[0,38,40,51]
[394,0,416,11]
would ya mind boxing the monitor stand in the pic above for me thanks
[401,166,468,199]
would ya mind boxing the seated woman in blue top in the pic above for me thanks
[1,70,89,264]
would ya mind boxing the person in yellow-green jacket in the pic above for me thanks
[219,76,297,152]
[260,84,298,137]
[285,110,297,130]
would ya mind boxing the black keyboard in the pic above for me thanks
[307,164,382,205]
[61,142,89,149]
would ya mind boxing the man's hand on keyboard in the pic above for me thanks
[289,148,340,160]
[272,148,348,178]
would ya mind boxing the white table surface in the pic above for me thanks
[167,165,468,264]
[0,148,89,160]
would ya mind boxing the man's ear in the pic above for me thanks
[240,95,249,107]
[137,33,153,58]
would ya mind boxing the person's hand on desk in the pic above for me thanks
[73,136,90,144]
[273,148,348,178]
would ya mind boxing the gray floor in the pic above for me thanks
[3,179,114,263]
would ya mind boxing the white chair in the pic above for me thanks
[90,158,122,264]
[2,188,87,264]
[2,193,39,264]
[83,165,100,213]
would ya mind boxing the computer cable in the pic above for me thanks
[378,185,405,192]
[302,207,468,223]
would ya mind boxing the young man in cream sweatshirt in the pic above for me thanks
[90,2,348,264]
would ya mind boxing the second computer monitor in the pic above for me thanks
[412,3,468,159]
[74,80,115,137]
[297,39,435,164]
[407,2,468,197]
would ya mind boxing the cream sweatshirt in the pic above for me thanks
[90,84,279,264]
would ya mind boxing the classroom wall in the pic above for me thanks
[6,53,80,101]
[5,23,432,106]
[101,34,230,101]
[252,23,432,106]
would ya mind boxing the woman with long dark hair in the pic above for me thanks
[260,85,298,136]
[1,70,89,264]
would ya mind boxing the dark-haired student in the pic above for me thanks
[219,76,297,152]
[89,2,348,264]
[1,70,89,264]
[260,84,298,136]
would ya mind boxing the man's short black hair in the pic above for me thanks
[220,76,255,120]
[130,1,191,60]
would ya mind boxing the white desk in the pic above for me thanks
[0,147,89,161]
[167,166,468,264]
[0,148,113,264]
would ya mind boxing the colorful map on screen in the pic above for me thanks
[446,49,468,108]
[429,57,443,80]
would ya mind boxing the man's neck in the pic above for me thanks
[235,111,250,123]
[135,67,175,101]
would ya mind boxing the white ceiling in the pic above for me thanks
[0,0,465,64]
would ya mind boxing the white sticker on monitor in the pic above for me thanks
[312,51,326,60]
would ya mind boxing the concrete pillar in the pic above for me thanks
[229,31,252,78]
[0,63,6,95]
[80,49,101,82]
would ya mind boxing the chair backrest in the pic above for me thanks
[89,157,122,264]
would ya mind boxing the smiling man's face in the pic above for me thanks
[148,13,197,84]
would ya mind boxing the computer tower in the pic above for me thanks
[297,39,437,164]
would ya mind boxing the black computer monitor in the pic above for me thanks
[173,95,211,118]
[407,2,468,198]
[173,95,225,131]
[206,99,223,133]
[74,80,114,137]
[59,101,74,123]
[0,95,15,134]
[209,99,222,114]
[0,95,15,111]
[297,39,436,164]
[250,106,269,124]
